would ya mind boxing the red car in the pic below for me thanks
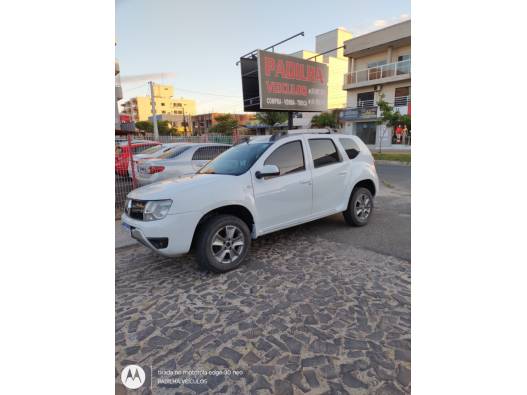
[115,141,161,176]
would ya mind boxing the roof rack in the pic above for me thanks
[269,128,340,142]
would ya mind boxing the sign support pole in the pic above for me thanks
[288,112,293,130]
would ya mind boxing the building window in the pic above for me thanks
[394,87,410,106]
[161,102,165,106]
[357,92,374,107]
[398,54,410,62]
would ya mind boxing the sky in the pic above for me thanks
[116,0,410,114]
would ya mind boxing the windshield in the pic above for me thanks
[139,145,165,155]
[158,145,191,159]
[198,142,271,175]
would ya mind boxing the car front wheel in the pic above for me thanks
[343,187,374,226]
[195,215,251,273]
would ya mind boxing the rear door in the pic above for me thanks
[251,139,312,232]
[307,138,348,215]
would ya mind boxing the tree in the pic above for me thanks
[209,114,239,135]
[135,121,153,133]
[311,111,338,128]
[157,120,173,136]
[256,112,288,132]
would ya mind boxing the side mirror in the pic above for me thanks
[255,164,280,179]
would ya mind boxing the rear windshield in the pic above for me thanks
[140,145,165,155]
[158,145,191,159]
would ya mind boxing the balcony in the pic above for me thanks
[393,95,410,115]
[343,59,410,89]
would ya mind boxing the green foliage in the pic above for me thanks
[135,121,153,133]
[373,152,411,163]
[209,113,239,135]
[157,120,173,136]
[256,112,288,128]
[376,94,411,130]
[311,111,338,128]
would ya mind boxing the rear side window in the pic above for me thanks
[132,144,158,154]
[264,141,305,176]
[308,139,340,168]
[159,145,191,159]
[192,146,230,161]
[339,138,361,159]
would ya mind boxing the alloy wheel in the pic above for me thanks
[210,225,245,264]
[355,193,372,221]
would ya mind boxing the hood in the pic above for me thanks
[127,173,234,200]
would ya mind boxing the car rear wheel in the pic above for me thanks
[195,215,251,273]
[343,187,374,227]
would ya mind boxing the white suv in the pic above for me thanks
[122,131,379,272]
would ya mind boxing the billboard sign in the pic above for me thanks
[240,50,328,112]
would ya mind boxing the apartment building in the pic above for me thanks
[191,113,256,135]
[341,20,411,147]
[290,28,352,127]
[121,84,196,123]
[115,59,123,130]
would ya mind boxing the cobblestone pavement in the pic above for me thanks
[116,226,410,395]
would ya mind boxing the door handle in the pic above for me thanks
[300,179,312,185]
[338,171,348,176]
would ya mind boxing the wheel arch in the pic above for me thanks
[190,204,255,249]
[352,178,377,197]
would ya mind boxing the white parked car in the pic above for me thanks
[134,143,231,186]
[127,143,186,178]
[122,131,379,272]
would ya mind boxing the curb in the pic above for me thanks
[375,160,411,166]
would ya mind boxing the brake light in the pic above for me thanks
[148,166,165,174]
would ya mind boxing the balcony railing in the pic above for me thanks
[394,95,410,107]
[344,59,411,87]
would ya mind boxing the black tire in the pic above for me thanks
[343,187,374,227]
[195,214,251,273]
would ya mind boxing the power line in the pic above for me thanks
[172,87,241,98]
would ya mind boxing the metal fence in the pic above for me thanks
[115,134,245,216]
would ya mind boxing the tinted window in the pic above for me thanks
[132,144,158,154]
[339,138,361,159]
[198,143,271,176]
[308,139,340,168]
[264,141,305,176]
[158,145,191,159]
[140,145,165,155]
[192,146,230,161]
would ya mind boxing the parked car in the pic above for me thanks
[127,143,187,178]
[115,141,161,176]
[122,131,379,273]
[134,143,231,186]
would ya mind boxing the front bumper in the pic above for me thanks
[121,211,202,257]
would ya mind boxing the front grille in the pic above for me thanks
[126,199,146,220]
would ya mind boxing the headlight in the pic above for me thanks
[143,199,172,221]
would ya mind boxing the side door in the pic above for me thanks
[251,139,312,232]
[307,137,349,215]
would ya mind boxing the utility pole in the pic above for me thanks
[182,106,188,136]
[148,81,159,140]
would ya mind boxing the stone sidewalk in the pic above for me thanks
[116,229,410,394]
